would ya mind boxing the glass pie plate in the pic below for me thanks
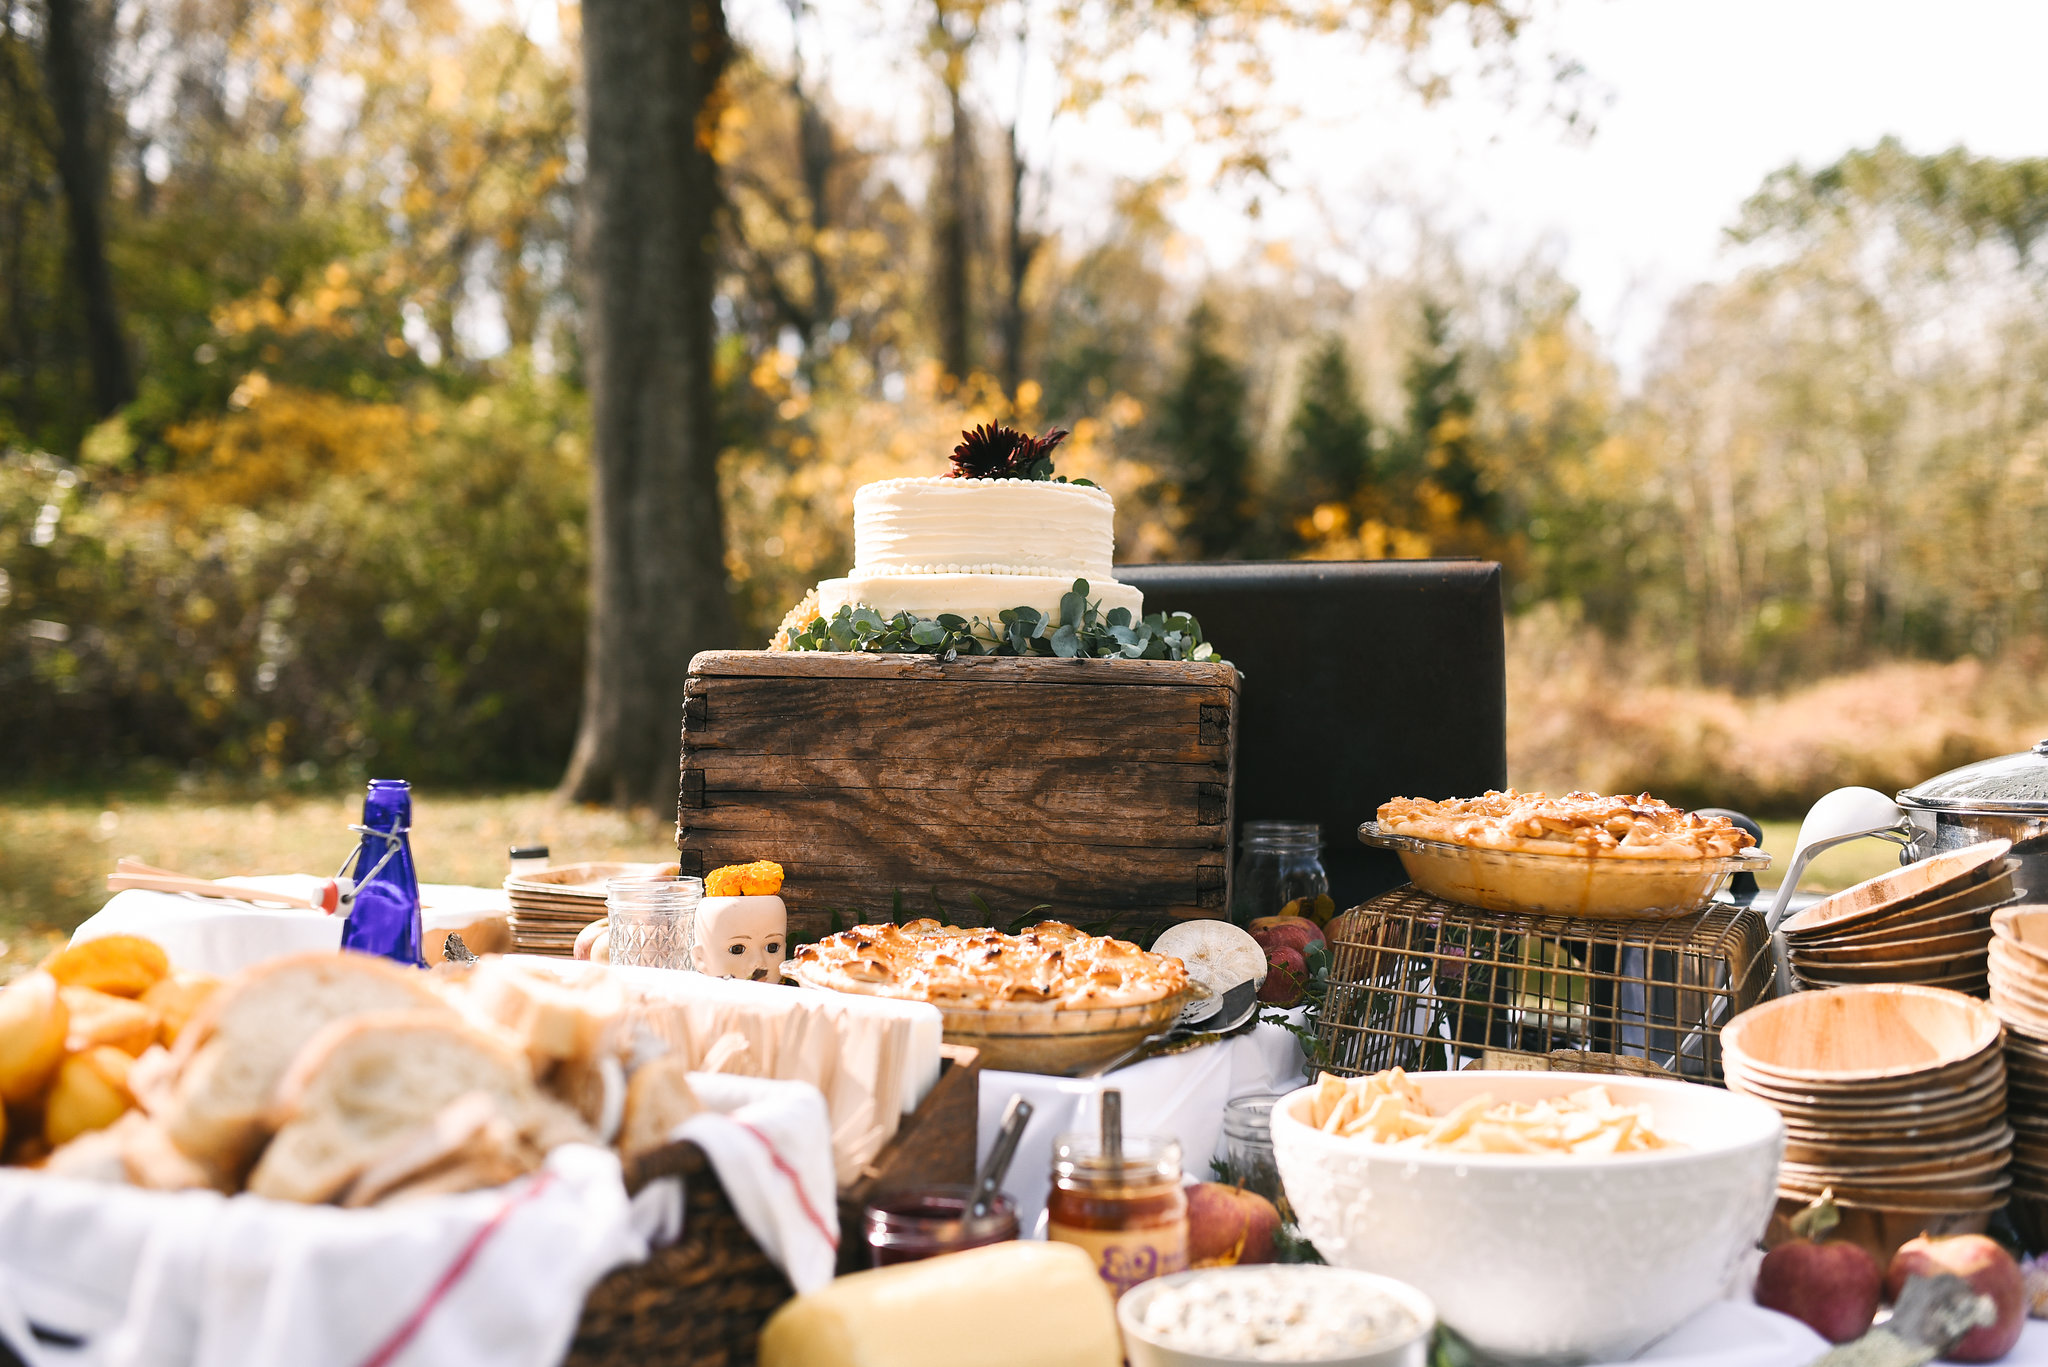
[786,959,1206,1075]
[1358,822,1772,921]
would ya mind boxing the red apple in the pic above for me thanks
[1753,1192,1882,1344]
[1885,1234,2024,1361]
[1186,1182,1280,1267]
[1258,946,1309,1005]
[1248,915,1325,949]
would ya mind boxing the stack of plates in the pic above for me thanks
[504,861,677,956]
[1723,984,2011,1246]
[1988,904,2048,1233]
[1779,840,2017,995]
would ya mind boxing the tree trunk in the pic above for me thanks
[998,120,1032,397]
[561,0,738,810]
[41,0,131,416]
[934,49,972,381]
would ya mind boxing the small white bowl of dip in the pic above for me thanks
[1118,1265,1435,1367]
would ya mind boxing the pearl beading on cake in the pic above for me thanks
[851,564,1073,577]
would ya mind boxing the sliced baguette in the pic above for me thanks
[247,1011,588,1204]
[161,952,452,1178]
[619,1053,701,1161]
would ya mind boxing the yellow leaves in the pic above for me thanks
[157,386,416,514]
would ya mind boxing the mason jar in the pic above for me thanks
[1230,821,1332,928]
[605,875,701,970]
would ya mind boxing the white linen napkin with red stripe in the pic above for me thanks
[646,1073,841,1293]
[0,1143,642,1367]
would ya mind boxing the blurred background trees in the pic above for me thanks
[1,1,2045,810]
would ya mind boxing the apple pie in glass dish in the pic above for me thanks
[1359,790,1770,920]
[786,919,1202,1075]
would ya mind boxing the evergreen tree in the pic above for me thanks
[1158,301,1252,559]
[1274,334,1372,549]
[1398,299,1496,530]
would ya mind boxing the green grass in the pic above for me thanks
[0,789,675,979]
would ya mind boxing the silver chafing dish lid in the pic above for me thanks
[1898,739,2048,814]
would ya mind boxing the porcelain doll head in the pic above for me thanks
[691,894,787,979]
[693,861,788,980]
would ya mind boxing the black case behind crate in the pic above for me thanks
[1120,559,1506,912]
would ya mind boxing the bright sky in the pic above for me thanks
[736,0,2048,379]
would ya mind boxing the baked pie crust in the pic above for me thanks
[788,919,1189,1011]
[1378,790,1757,861]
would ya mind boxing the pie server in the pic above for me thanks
[1081,978,1261,1078]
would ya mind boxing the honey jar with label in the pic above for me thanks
[1045,1091,1188,1295]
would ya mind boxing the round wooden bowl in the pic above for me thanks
[1726,1038,1999,1086]
[1788,946,1989,981]
[1989,975,2048,1034]
[1741,1085,2006,1135]
[1782,1145,2010,1184]
[1778,1103,2009,1144]
[1782,1124,2013,1170]
[1992,904,2048,962]
[1775,1180,2011,1214]
[1991,977,2048,1023]
[1724,1054,2003,1110]
[1991,937,2048,978]
[1787,903,1999,952]
[1722,984,2001,1083]
[1780,842,2013,938]
[1793,926,1994,966]
[1785,870,2016,948]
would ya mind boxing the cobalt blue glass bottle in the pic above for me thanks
[340,778,423,966]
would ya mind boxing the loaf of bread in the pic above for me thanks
[758,1242,1122,1367]
[247,1011,590,1203]
[162,953,453,1179]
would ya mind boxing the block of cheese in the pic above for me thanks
[758,1241,1121,1367]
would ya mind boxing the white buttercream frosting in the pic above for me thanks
[851,477,1117,582]
[805,473,1145,630]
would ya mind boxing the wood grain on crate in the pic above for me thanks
[678,651,1239,942]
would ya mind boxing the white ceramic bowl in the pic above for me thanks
[1118,1266,1435,1367]
[1272,1072,1783,1365]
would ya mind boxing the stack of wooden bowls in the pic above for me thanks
[1722,984,2011,1254]
[1988,904,2048,1237]
[1778,839,2017,994]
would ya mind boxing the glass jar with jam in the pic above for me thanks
[864,1184,1019,1267]
[1045,1132,1188,1295]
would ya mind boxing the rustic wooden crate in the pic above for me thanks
[676,650,1240,944]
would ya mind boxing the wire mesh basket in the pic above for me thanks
[1316,886,1774,1084]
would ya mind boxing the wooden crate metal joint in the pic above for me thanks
[676,650,1240,943]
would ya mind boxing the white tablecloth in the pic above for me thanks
[70,878,508,975]
[975,1019,1307,1234]
[1615,1300,2048,1366]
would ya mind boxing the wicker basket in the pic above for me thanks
[564,1138,792,1367]
[0,1139,790,1367]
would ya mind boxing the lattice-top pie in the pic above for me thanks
[1378,790,1757,860]
[788,919,1189,1010]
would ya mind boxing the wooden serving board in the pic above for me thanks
[677,651,1240,943]
[833,1042,983,1274]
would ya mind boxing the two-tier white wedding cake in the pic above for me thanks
[813,474,1145,627]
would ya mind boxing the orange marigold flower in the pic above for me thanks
[706,860,785,897]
